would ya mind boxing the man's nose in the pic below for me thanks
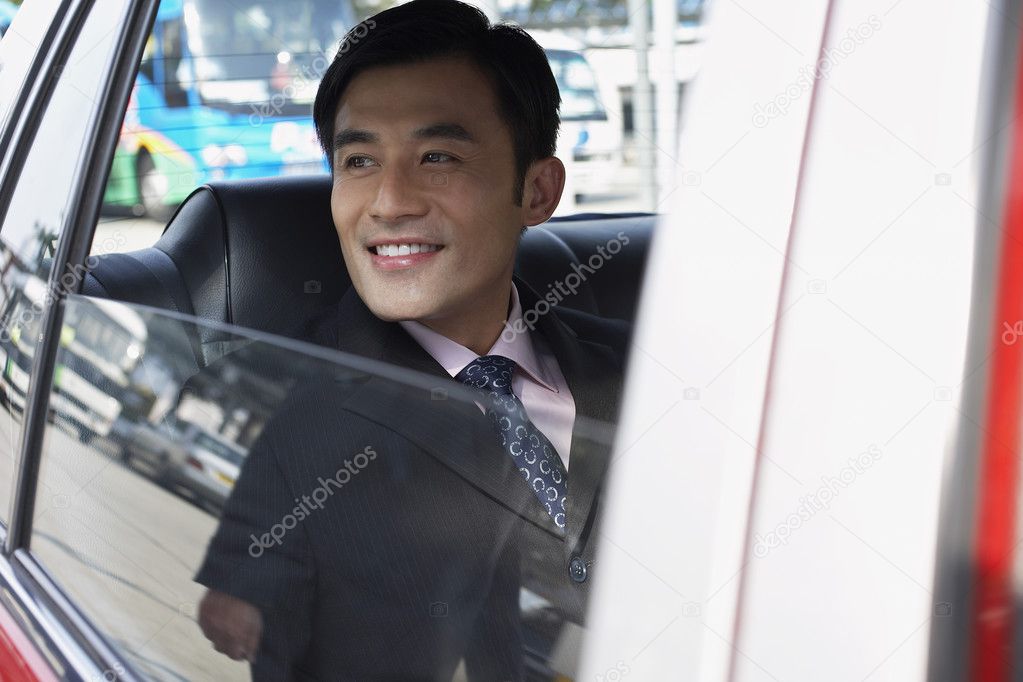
[368,163,429,222]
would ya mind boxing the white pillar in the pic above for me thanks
[654,0,678,207]
[629,0,657,212]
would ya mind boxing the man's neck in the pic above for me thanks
[417,283,514,355]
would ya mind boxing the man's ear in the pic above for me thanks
[520,157,565,227]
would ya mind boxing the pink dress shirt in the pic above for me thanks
[398,284,576,469]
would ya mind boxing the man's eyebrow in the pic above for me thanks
[411,123,476,144]
[333,128,378,152]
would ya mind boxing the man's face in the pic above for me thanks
[329,56,526,324]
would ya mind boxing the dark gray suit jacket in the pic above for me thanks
[195,280,626,681]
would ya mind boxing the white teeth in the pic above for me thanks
[373,243,439,256]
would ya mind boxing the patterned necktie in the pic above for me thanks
[455,355,568,531]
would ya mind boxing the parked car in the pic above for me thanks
[114,415,244,511]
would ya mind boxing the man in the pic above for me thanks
[195,1,627,679]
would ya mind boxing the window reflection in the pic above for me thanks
[31,295,616,681]
[0,0,128,525]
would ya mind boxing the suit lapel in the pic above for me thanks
[517,283,623,554]
[322,288,564,538]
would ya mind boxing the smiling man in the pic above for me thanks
[326,24,564,356]
[195,2,627,680]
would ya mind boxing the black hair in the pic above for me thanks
[313,0,561,204]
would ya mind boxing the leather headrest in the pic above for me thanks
[155,175,349,343]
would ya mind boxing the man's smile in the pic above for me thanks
[366,237,446,270]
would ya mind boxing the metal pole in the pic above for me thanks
[629,0,657,211]
[654,0,678,207]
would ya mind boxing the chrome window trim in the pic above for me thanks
[12,549,140,681]
[0,542,115,680]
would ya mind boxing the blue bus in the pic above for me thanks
[104,0,355,218]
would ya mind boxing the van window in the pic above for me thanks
[547,49,607,122]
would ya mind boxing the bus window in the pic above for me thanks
[548,49,608,122]
[160,19,189,108]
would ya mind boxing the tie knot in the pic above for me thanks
[455,355,517,395]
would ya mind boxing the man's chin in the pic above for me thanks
[349,276,433,322]
[360,294,438,323]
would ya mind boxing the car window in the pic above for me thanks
[90,0,705,258]
[93,0,354,251]
[0,0,47,148]
[30,294,617,680]
[0,0,132,527]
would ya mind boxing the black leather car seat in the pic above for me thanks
[83,175,653,366]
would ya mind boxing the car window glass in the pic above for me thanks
[90,0,704,257]
[0,0,130,527]
[30,294,617,681]
[0,0,51,144]
[138,33,155,83]
[160,18,189,107]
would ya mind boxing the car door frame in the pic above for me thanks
[0,0,160,678]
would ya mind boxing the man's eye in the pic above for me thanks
[344,155,375,169]
[423,152,454,163]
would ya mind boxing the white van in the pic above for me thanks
[531,31,623,214]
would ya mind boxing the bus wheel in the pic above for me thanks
[136,153,173,222]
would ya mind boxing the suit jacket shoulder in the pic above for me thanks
[547,304,632,370]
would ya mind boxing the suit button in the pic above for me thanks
[569,556,587,583]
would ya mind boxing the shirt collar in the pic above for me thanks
[398,283,559,392]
